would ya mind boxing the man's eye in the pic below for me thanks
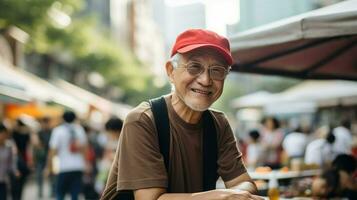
[188,63,203,72]
[211,67,225,74]
[189,63,202,68]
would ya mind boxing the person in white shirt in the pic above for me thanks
[283,127,309,160]
[48,111,87,200]
[305,131,337,167]
[246,130,263,170]
[333,120,353,155]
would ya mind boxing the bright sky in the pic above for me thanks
[204,0,240,36]
[165,0,240,36]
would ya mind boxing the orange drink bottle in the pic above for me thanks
[268,173,280,200]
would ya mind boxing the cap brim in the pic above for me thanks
[177,44,233,65]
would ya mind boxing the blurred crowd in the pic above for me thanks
[0,111,122,200]
[240,116,357,199]
[1,112,357,199]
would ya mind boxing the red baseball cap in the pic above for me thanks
[171,29,233,65]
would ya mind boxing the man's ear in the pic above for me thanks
[165,61,175,83]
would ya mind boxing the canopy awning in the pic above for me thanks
[230,91,273,108]
[231,80,357,114]
[0,85,31,104]
[53,79,132,120]
[0,61,88,115]
[229,0,357,80]
[276,80,357,107]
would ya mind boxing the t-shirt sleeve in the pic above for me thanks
[115,112,167,191]
[217,117,247,182]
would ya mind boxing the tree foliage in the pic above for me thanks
[0,0,82,33]
[0,0,168,106]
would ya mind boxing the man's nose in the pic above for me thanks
[196,68,212,86]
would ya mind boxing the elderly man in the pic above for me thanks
[101,29,261,200]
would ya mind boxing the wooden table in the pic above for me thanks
[248,169,322,180]
[215,169,321,190]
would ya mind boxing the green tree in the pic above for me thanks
[0,0,166,106]
[0,0,82,33]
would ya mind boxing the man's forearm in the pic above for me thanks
[135,184,262,200]
[157,189,259,200]
[158,191,211,200]
[228,181,258,194]
[158,190,225,200]
[135,188,241,200]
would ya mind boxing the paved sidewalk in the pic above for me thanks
[23,177,85,200]
[23,177,54,200]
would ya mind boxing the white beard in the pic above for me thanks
[175,90,210,112]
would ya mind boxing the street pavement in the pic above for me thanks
[23,177,53,200]
[23,176,85,200]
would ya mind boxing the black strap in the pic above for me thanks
[149,97,170,172]
[149,96,218,192]
[202,111,218,191]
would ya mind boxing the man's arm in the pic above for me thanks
[224,172,258,194]
[134,187,262,200]
[134,173,260,200]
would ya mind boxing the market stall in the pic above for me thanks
[229,0,357,80]
[0,61,88,119]
[229,2,357,198]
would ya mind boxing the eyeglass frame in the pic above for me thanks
[172,60,231,81]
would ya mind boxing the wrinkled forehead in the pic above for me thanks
[181,47,229,66]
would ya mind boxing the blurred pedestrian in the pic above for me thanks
[33,116,53,199]
[305,131,337,167]
[0,122,19,200]
[312,168,340,198]
[260,117,284,169]
[332,154,357,197]
[47,111,87,200]
[282,126,309,165]
[101,29,260,200]
[82,123,99,200]
[95,117,123,195]
[246,129,263,170]
[333,120,353,155]
[312,154,357,199]
[10,119,32,200]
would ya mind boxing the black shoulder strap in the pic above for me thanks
[149,97,170,172]
[149,96,218,192]
[202,110,218,191]
[112,98,169,200]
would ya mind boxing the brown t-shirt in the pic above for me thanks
[102,95,246,197]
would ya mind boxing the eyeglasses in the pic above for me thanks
[175,61,231,81]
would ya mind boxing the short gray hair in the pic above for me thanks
[169,53,183,92]
[170,53,182,68]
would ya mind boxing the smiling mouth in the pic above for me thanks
[191,88,212,95]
